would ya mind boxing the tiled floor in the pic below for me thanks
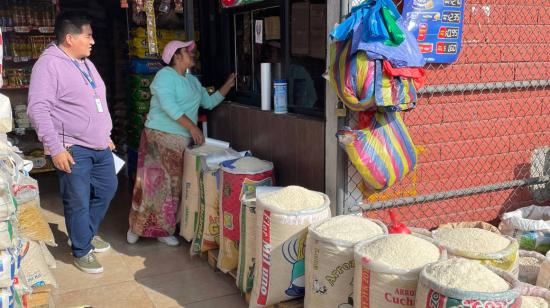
[36,173,247,308]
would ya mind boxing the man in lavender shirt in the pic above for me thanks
[27,11,117,274]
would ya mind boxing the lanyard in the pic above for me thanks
[56,45,104,112]
[71,60,97,90]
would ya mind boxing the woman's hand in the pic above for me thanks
[219,73,237,96]
[189,125,205,145]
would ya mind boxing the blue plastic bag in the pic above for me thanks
[354,18,426,67]
[330,0,404,46]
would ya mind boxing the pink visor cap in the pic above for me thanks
[161,40,196,64]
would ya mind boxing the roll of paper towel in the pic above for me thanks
[261,63,271,111]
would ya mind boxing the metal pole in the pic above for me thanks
[419,80,550,95]
[359,175,550,212]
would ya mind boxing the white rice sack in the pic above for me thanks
[236,187,282,293]
[249,187,331,307]
[0,181,16,221]
[0,94,13,133]
[523,296,549,308]
[0,289,12,308]
[191,169,221,255]
[236,193,258,293]
[0,250,17,288]
[519,250,545,285]
[39,241,56,269]
[20,240,57,288]
[416,258,521,308]
[499,205,550,254]
[518,283,550,308]
[180,145,226,241]
[354,234,445,308]
[433,227,519,274]
[218,156,274,274]
[305,215,387,308]
[0,221,18,250]
[536,251,550,288]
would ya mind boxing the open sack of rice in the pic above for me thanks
[416,258,521,307]
[354,234,445,308]
[305,215,387,308]
[218,156,274,273]
[535,250,550,288]
[519,250,545,285]
[517,283,550,308]
[236,187,282,293]
[433,227,519,275]
[249,186,331,307]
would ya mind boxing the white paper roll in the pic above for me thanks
[205,138,230,149]
[261,63,271,111]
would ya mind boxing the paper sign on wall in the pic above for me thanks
[255,20,263,44]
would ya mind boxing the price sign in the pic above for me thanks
[403,0,465,63]
[442,11,461,23]
[438,27,460,39]
[436,42,458,54]
[14,26,30,33]
[444,0,461,7]
[38,27,54,34]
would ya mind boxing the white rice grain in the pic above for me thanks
[522,296,549,308]
[434,228,510,254]
[260,186,325,211]
[424,258,510,292]
[232,156,272,173]
[314,215,384,243]
[360,234,440,271]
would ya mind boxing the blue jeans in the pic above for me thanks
[56,146,118,257]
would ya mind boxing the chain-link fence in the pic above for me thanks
[340,0,550,229]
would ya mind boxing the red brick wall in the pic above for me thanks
[364,1,550,228]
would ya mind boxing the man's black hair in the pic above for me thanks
[54,11,92,44]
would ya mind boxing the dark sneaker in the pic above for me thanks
[92,236,111,253]
[73,251,103,274]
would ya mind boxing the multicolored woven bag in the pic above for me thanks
[337,111,417,192]
[329,40,418,112]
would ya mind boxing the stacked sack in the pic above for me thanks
[178,144,242,255]
[126,74,154,150]
[129,28,186,60]
[218,156,274,273]
[0,97,57,307]
[330,0,425,193]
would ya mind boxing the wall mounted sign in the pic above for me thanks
[402,0,465,63]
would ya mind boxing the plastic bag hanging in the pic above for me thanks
[354,18,426,68]
[329,41,418,112]
[331,0,404,46]
[329,40,376,111]
[336,111,417,192]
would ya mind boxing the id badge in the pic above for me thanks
[95,96,104,113]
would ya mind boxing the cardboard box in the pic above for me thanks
[264,16,281,41]
[309,4,327,59]
[291,2,310,56]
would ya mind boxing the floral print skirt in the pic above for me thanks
[129,128,191,237]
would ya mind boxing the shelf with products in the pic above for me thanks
[1,0,58,174]
[2,27,55,34]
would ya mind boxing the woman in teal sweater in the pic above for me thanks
[128,40,235,246]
